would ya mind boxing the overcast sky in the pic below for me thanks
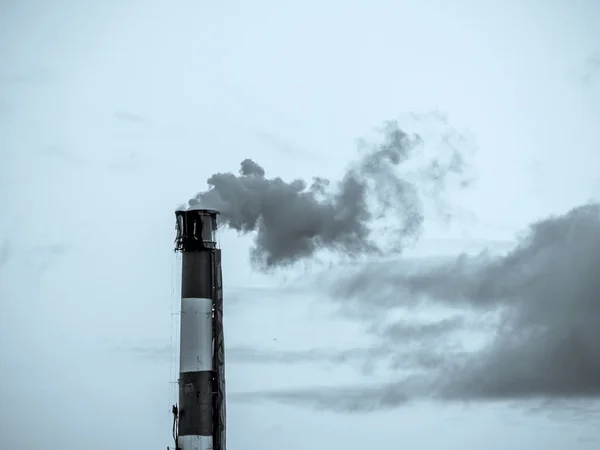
[1,1,599,449]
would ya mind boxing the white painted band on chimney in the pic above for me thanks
[180,297,213,373]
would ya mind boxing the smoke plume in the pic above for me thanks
[232,203,600,411]
[186,119,469,268]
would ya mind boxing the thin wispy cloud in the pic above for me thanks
[249,130,319,160]
[39,145,87,165]
[104,151,145,171]
[582,52,600,83]
[33,243,70,276]
[114,110,146,123]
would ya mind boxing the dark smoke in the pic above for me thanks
[232,203,600,411]
[187,120,469,268]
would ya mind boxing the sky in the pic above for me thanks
[1,0,599,449]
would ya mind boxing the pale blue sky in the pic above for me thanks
[1,1,599,449]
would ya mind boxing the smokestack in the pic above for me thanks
[171,209,226,450]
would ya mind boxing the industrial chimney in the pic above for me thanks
[171,208,226,450]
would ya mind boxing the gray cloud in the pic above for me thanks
[187,119,470,269]
[232,203,600,411]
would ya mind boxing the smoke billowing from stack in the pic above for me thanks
[186,120,470,269]
[230,202,600,413]
[172,210,226,450]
